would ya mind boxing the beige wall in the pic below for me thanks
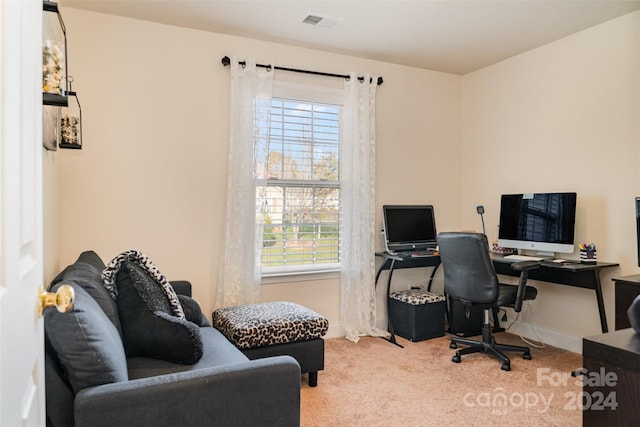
[461,11,640,351]
[52,7,639,351]
[55,8,462,338]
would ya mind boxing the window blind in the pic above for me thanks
[258,96,341,270]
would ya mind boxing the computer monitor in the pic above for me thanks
[382,205,437,254]
[498,192,577,256]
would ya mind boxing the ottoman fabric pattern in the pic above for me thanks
[389,289,446,305]
[212,302,328,350]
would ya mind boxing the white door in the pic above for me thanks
[0,1,46,426]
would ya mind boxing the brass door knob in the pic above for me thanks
[39,284,74,316]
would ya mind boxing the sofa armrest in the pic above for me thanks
[169,280,192,297]
[74,356,301,427]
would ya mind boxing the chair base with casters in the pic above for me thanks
[449,307,531,371]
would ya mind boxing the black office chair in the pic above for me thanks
[437,232,540,371]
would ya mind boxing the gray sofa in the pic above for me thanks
[45,251,301,427]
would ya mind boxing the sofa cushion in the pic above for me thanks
[51,250,121,334]
[127,327,248,379]
[44,282,128,394]
[116,261,203,364]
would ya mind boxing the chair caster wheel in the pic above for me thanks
[452,354,461,363]
[501,363,511,371]
[523,352,531,360]
[450,342,457,349]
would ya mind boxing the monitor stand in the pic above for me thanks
[534,250,555,259]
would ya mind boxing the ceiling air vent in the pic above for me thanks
[301,13,342,29]
[302,14,324,25]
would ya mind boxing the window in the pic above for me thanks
[256,83,343,275]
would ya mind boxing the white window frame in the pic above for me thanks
[259,81,344,279]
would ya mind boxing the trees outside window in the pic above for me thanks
[257,86,342,274]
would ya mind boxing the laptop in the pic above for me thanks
[382,205,437,255]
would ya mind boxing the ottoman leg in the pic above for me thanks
[242,339,325,388]
[308,371,318,387]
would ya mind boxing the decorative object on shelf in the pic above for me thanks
[42,1,68,108]
[627,295,640,335]
[579,242,597,264]
[59,77,82,149]
[42,39,64,95]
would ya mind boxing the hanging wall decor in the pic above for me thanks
[42,1,83,150]
[59,77,82,149]
[42,1,68,151]
[42,1,67,108]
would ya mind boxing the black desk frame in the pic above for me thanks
[375,252,441,346]
[492,257,618,333]
[375,252,619,346]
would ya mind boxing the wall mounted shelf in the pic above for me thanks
[42,1,82,150]
[43,92,68,107]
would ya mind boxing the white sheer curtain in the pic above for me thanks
[340,73,388,342]
[215,57,273,309]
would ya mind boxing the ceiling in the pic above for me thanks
[63,0,640,75]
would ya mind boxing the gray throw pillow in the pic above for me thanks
[44,282,128,394]
[50,251,121,334]
[178,294,211,327]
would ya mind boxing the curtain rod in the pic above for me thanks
[221,56,383,86]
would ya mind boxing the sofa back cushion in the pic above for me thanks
[51,250,122,334]
[44,282,128,394]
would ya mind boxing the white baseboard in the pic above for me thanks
[325,323,344,339]
[325,321,392,340]
[505,321,582,354]
[376,314,583,354]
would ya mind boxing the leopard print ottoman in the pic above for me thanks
[212,302,328,386]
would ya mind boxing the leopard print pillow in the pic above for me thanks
[102,249,184,319]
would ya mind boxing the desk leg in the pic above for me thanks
[426,263,440,292]
[569,273,609,378]
[383,260,403,348]
[594,271,608,333]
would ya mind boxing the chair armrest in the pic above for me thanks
[169,280,192,297]
[510,261,541,312]
[509,260,541,272]
[74,356,301,427]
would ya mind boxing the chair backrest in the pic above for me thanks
[437,232,498,305]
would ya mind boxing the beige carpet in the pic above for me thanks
[301,333,583,426]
